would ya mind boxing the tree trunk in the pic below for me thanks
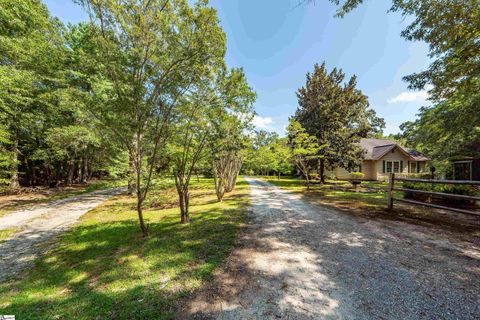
[127,154,135,195]
[178,188,190,223]
[136,194,149,236]
[135,162,149,236]
[319,159,325,184]
[214,173,225,202]
[67,161,74,185]
[81,157,88,183]
[10,140,20,189]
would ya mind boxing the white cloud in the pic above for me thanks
[252,115,273,128]
[387,90,429,104]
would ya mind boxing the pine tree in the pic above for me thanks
[295,62,383,182]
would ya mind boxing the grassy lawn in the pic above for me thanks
[262,176,388,211]
[0,179,126,218]
[0,177,250,319]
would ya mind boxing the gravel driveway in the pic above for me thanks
[0,187,125,281]
[183,177,480,319]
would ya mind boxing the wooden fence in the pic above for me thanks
[387,173,480,216]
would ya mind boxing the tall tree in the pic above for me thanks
[74,0,226,235]
[0,0,66,188]
[295,62,382,182]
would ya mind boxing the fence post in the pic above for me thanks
[388,173,395,211]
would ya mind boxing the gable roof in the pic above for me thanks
[360,138,429,161]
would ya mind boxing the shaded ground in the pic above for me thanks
[181,177,480,319]
[0,187,125,281]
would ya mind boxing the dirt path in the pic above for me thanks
[182,177,479,319]
[0,187,125,281]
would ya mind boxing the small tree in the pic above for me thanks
[272,138,293,179]
[171,68,255,222]
[286,120,320,190]
[73,0,226,235]
[213,151,242,201]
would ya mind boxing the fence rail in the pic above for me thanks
[387,173,480,216]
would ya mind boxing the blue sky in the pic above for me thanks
[44,0,431,135]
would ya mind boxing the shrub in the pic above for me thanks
[402,181,478,207]
[350,172,364,180]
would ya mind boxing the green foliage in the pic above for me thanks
[295,62,384,180]
[350,172,364,180]
[286,119,321,186]
[322,0,479,101]
[399,91,480,176]
[402,181,477,196]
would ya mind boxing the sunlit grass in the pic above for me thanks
[0,177,250,319]
[0,227,20,242]
[262,176,388,210]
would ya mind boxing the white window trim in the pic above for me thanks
[386,161,402,173]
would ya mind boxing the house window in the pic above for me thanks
[411,162,417,173]
[386,161,401,173]
[393,162,400,173]
[386,161,393,173]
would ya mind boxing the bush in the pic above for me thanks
[350,172,364,180]
[402,181,478,208]
[402,182,476,196]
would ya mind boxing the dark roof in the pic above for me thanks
[360,138,429,161]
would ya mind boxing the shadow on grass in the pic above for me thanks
[0,194,249,320]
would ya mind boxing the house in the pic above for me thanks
[334,138,429,181]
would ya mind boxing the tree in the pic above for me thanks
[73,0,227,235]
[0,124,11,187]
[272,138,293,179]
[0,0,67,188]
[286,119,320,190]
[243,130,281,176]
[295,62,383,182]
[213,151,242,201]
[399,90,480,176]
[171,67,255,220]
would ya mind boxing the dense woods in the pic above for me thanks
[0,0,256,234]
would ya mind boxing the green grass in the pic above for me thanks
[0,177,250,319]
[261,176,388,211]
[0,227,20,242]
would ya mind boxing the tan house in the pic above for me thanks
[334,138,429,181]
